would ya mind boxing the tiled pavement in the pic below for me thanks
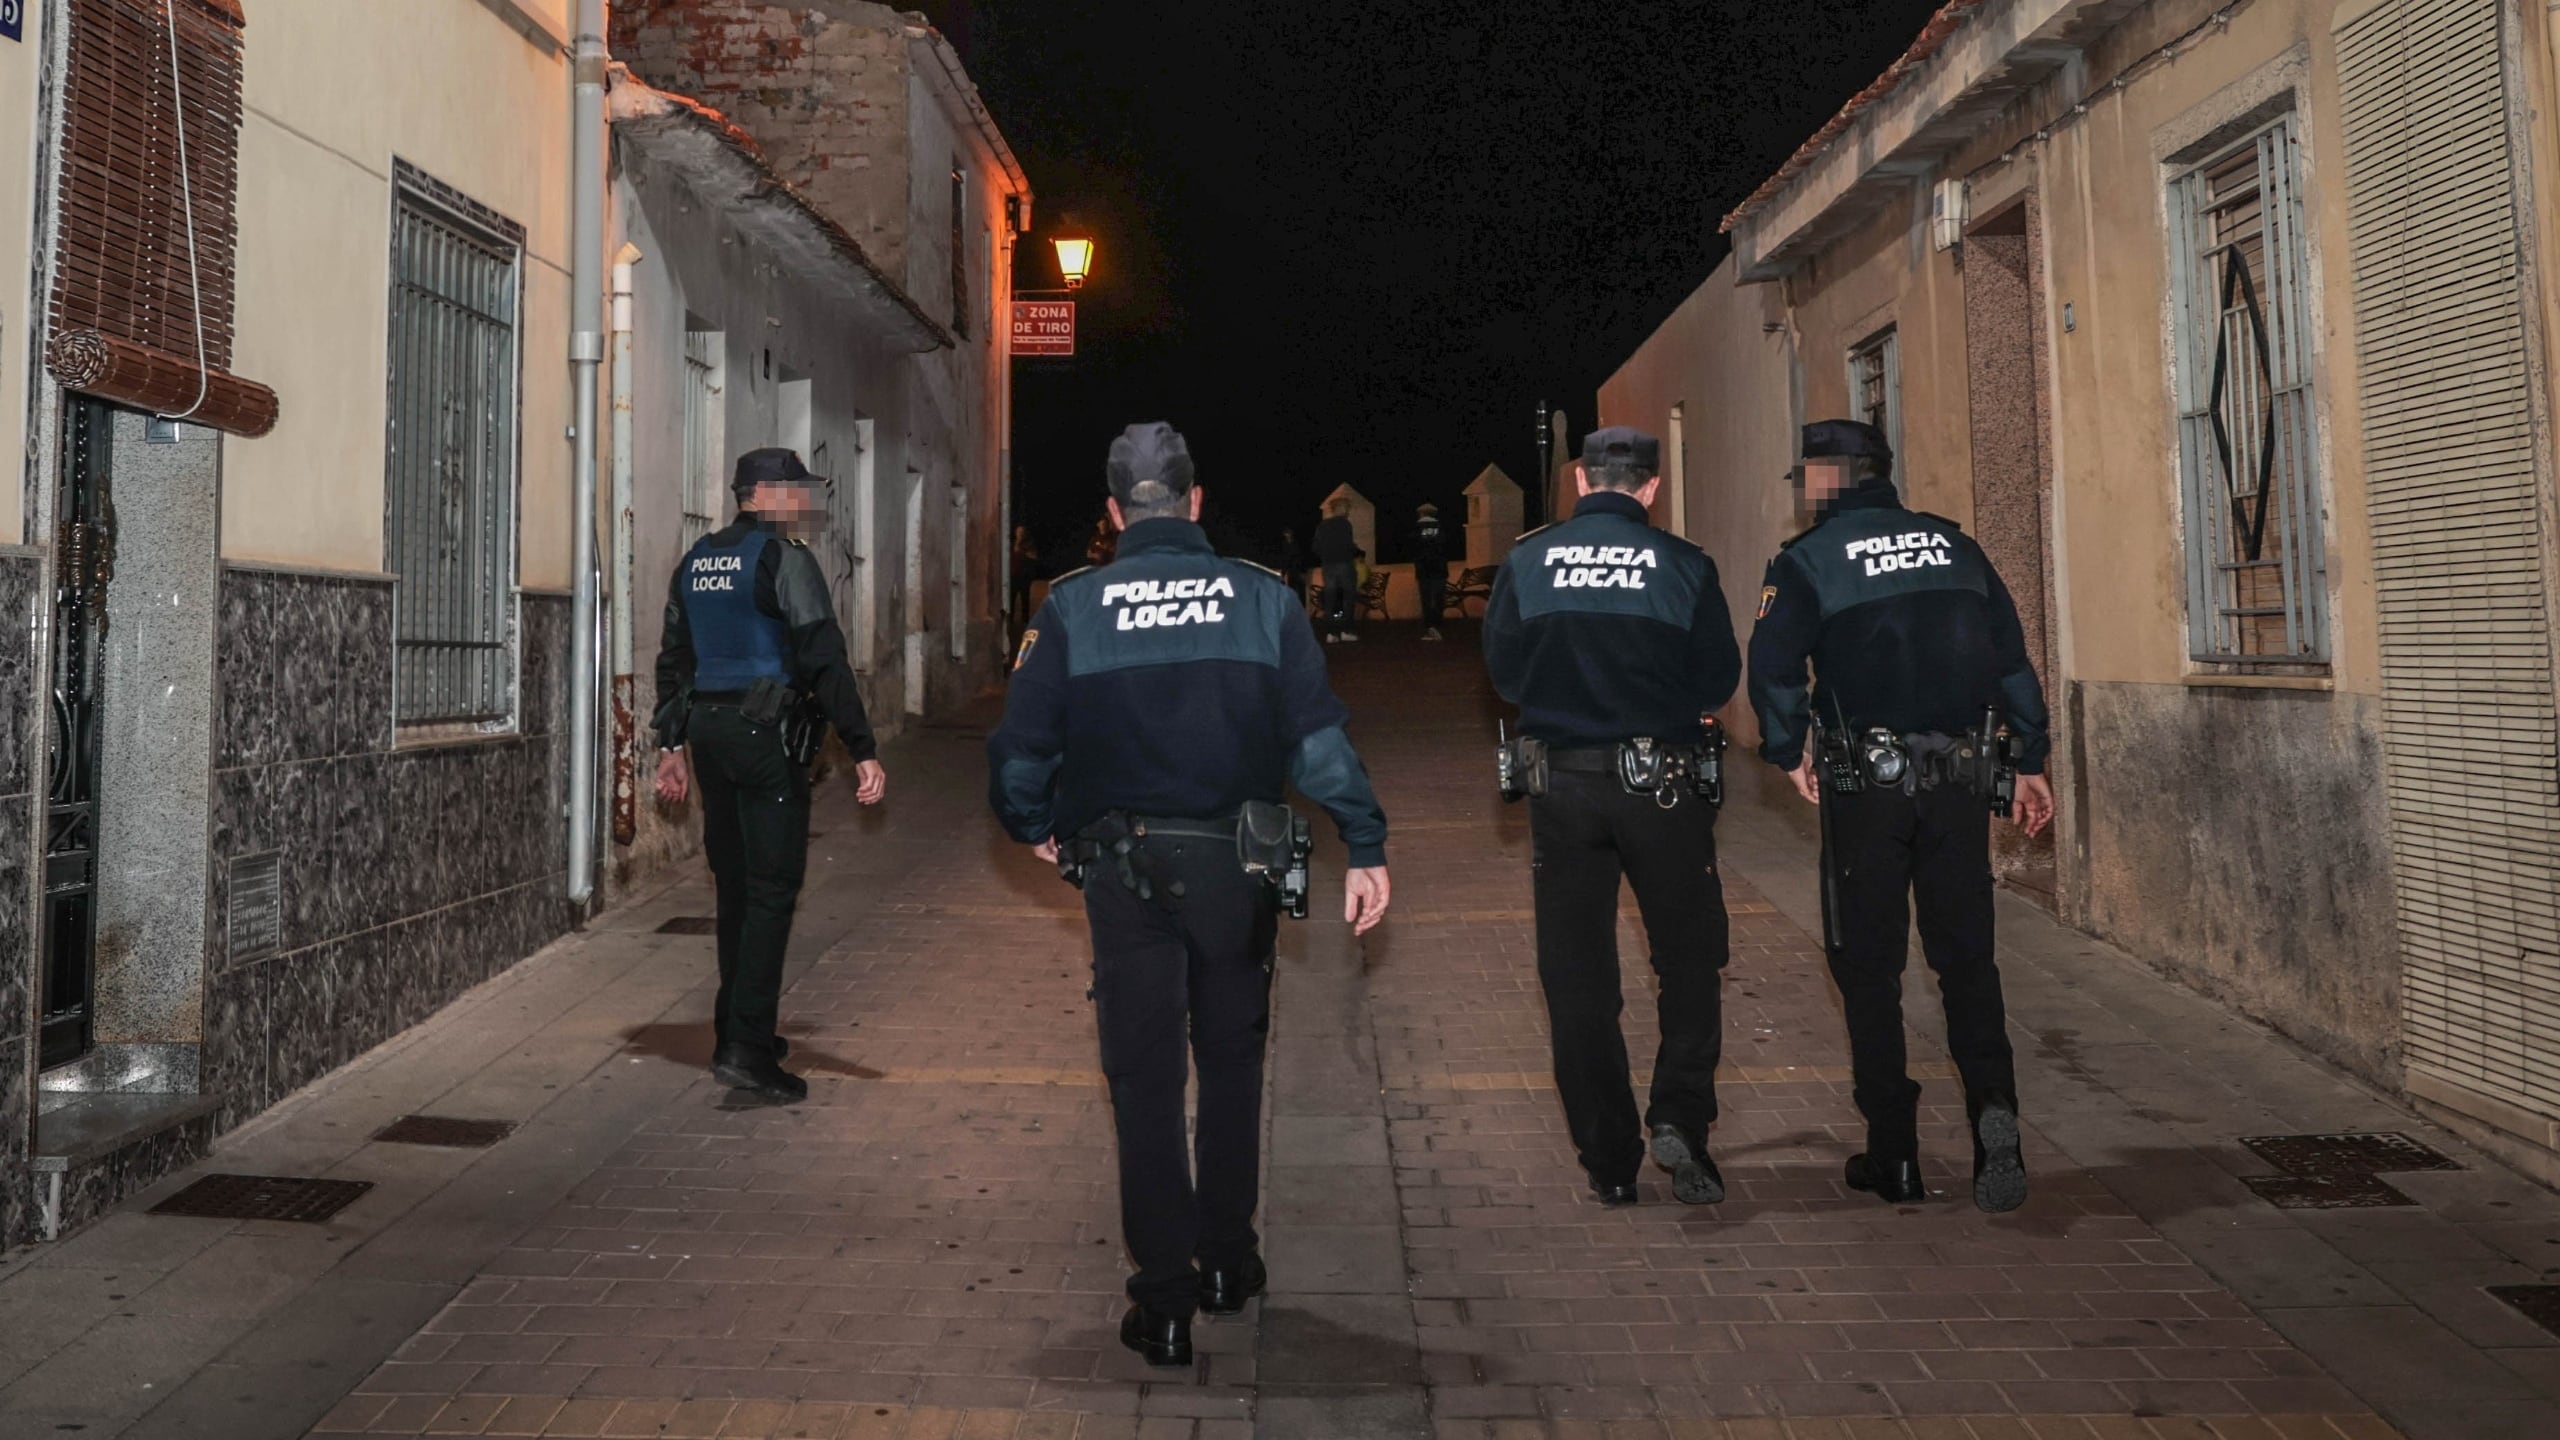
[3,630,2559,1440]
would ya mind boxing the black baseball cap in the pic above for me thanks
[732,447,823,498]
[1581,425,1661,473]
[1107,422,1196,501]
[1801,419,1892,465]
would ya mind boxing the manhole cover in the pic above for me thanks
[2241,1132,2461,1177]
[655,916,717,935]
[2489,1285,2560,1338]
[373,1115,516,1148]
[2241,1172,2414,1209]
[150,1174,373,1224]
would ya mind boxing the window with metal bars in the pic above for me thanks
[383,164,525,727]
[951,166,971,338]
[2170,116,2330,665]
[681,328,725,547]
[1847,328,1901,466]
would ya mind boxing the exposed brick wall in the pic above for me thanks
[612,1,915,275]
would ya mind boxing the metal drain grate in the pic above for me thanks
[2240,1172,2414,1209]
[654,916,717,935]
[150,1174,373,1223]
[2241,1132,2461,1177]
[373,1115,515,1149]
[2489,1285,2560,1339]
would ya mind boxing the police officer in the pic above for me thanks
[1483,426,1742,1208]
[1746,420,2055,1213]
[988,423,1391,1368]
[1414,502,1450,641]
[653,448,887,1105]
[1312,499,1360,642]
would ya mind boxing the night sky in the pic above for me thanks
[916,1,1945,572]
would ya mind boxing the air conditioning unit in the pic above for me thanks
[1930,178,1969,252]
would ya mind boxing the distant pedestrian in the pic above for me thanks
[1275,526,1306,605]
[1483,427,1742,1208]
[1747,419,2054,1213]
[989,422,1391,1369]
[1312,501,1358,642]
[654,448,888,1105]
[1009,524,1041,636]
[1413,502,1449,640]
[1087,515,1118,569]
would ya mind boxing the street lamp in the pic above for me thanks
[1052,235,1094,290]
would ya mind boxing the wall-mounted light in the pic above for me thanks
[1052,235,1094,290]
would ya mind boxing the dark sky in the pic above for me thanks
[917,1,1944,568]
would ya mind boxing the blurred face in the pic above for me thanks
[749,481,828,541]
[1795,458,1853,511]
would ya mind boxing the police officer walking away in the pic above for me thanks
[1483,427,1742,1208]
[989,423,1391,1368]
[1746,420,2055,1212]
[654,448,888,1105]
[1414,501,1450,641]
[1312,498,1360,642]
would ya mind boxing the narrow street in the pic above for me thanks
[4,630,2557,1440]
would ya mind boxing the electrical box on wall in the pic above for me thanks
[1930,178,1969,252]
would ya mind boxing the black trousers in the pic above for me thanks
[1529,772,1729,1185]
[1084,834,1278,1317]
[691,702,810,1060]
[1321,561,1358,636]
[1822,781,2017,1161]
[1416,566,1447,626]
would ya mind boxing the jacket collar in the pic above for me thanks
[1572,490,1650,524]
[1816,480,1904,520]
[1114,518,1213,557]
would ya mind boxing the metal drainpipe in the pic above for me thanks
[610,244,641,848]
[566,0,606,906]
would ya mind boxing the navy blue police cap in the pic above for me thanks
[1107,422,1196,501]
[1800,419,1892,465]
[1580,425,1661,473]
[732,446,820,497]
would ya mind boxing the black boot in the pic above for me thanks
[1844,1153,1926,1204]
[1119,1304,1193,1367]
[1589,1176,1640,1207]
[711,1043,808,1104]
[1199,1254,1267,1317]
[1648,1123,1725,1206]
[1970,1093,2028,1214]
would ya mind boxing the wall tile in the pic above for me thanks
[0,795,29,1042]
[0,554,38,798]
[202,960,271,1131]
[267,945,338,1101]
[216,569,278,772]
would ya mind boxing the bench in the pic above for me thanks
[1448,566,1498,615]
[1356,571,1392,622]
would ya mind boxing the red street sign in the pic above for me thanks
[1012,300,1075,357]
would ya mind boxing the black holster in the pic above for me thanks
[1497,723,1549,802]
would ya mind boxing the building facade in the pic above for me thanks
[1603,0,2560,1175]
[1,0,1024,1250]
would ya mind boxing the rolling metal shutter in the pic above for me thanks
[44,0,276,436]
[2340,0,2560,1118]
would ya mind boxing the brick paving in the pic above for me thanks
[15,629,2560,1439]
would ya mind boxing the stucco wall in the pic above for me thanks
[224,0,574,585]
[0,14,43,548]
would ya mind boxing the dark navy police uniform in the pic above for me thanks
[988,426,1387,1345]
[1414,505,1449,633]
[1747,419,2048,1209]
[655,457,875,1093]
[1482,428,1742,1204]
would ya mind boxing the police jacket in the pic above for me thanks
[1311,515,1357,566]
[1481,490,1742,749]
[987,518,1390,867]
[654,516,877,762]
[1746,482,2050,774]
[1413,515,1448,575]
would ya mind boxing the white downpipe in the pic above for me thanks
[566,0,606,906]
[609,244,642,849]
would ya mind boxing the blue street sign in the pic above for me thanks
[1,2,21,43]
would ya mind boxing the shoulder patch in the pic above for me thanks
[1012,628,1039,671]
[1757,585,1778,619]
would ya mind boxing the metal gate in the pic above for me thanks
[41,397,114,1069]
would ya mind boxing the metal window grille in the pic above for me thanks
[385,175,522,725]
[951,166,970,338]
[1847,329,1901,463]
[2171,117,2329,664]
[681,329,723,546]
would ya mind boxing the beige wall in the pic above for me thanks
[224,0,574,585]
[0,13,43,547]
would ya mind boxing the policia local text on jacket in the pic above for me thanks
[988,423,1388,1369]
[654,449,882,1104]
[1746,421,2050,1212]
[1482,429,1743,1209]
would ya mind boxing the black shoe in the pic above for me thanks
[1119,1304,1192,1367]
[1971,1094,2028,1214]
[1844,1153,1926,1205]
[1648,1123,1726,1206]
[711,1043,808,1104]
[770,1034,790,1061]
[1590,1178,1641,1207]
[1198,1255,1267,1316]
